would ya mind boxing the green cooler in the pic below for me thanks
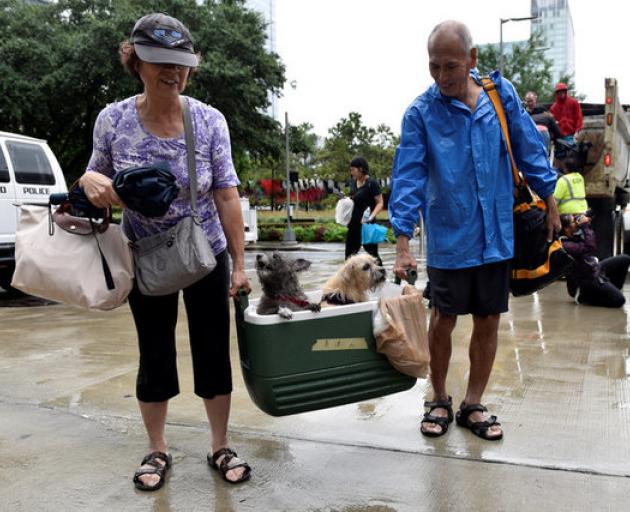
[235,288,417,416]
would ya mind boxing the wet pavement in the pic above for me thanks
[1,241,630,511]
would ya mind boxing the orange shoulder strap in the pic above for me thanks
[481,78,523,188]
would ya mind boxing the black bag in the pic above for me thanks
[509,185,574,296]
[483,79,574,296]
[113,161,179,218]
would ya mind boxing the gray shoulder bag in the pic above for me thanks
[125,96,217,296]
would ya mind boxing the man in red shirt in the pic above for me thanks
[550,82,583,138]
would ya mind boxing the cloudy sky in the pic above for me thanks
[274,0,630,136]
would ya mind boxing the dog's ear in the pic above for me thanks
[292,258,312,272]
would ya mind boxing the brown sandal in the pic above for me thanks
[133,451,172,491]
[207,447,252,484]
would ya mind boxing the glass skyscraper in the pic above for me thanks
[531,0,575,84]
[246,0,278,119]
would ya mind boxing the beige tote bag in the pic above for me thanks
[11,205,134,310]
[374,285,430,378]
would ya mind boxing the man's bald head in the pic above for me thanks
[426,20,477,101]
[428,20,473,55]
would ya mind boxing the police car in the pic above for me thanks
[0,131,67,291]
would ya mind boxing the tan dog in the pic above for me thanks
[321,254,387,305]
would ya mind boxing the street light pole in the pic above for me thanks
[499,19,504,75]
[283,111,296,242]
[499,16,538,75]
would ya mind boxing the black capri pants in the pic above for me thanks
[128,250,232,402]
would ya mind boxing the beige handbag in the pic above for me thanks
[11,204,134,310]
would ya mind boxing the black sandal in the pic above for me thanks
[133,451,172,491]
[207,447,252,484]
[420,395,454,437]
[455,402,503,441]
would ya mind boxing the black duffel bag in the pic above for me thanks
[483,78,574,296]
[510,185,574,296]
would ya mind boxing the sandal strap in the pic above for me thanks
[141,451,172,469]
[209,447,252,483]
[211,447,238,467]
[470,416,502,437]
[423,395,453,421]
[134,467,164,479]
[421,413,450,429]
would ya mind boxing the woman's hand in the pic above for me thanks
[79,172,123,209]
[229,268,251,299]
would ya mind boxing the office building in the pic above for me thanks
[246,0,278,120]
[531,0,575,84]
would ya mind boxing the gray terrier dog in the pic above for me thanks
[255,252,321,319]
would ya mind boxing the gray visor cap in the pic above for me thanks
[134,43,198,67]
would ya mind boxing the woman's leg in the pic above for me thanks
[578,279,625,308]
[182,252,247,482]
[600,254,630,290]
[345,221,362,259]
[128,286,180,487]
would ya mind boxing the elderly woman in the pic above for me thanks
[79,13,252,490]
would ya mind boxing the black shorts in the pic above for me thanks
[427,260,510,316]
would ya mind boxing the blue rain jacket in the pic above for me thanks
[389,70,557,269]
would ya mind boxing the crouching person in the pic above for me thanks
[560,214,630,307]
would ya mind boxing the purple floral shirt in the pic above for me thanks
[85,95,240,255]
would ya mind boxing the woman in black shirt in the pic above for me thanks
[345,156,384,266]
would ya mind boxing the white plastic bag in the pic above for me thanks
[335,197,354,226]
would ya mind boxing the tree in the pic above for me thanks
[289,122,318,167]
[315,112,398,184]
[477,30,554,101]
[0,0,285,182]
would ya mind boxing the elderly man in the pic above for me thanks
[389,20,559,440]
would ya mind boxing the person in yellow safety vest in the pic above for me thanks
[554,152,588,215]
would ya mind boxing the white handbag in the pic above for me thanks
[11,204,134,310]
[335,197,354,226]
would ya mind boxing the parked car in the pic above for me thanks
[0,131,67,291]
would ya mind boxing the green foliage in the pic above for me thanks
[477,30,554,101]
[257,223,349,243]
[0,0,284,182]
[289,122,318,166]
[315,112,398,183]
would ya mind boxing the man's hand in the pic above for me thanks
[393,235,417,281]
[544,194,561,242]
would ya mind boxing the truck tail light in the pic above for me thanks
[604,153,612,166]
[607,113,614,125]
[606,97,613,104]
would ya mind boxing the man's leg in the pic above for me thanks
[463,314,502,438]
[421,307,457,435]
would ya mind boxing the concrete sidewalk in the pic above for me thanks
[1,265,630,510]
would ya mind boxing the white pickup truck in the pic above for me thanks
[0,131,68,291]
